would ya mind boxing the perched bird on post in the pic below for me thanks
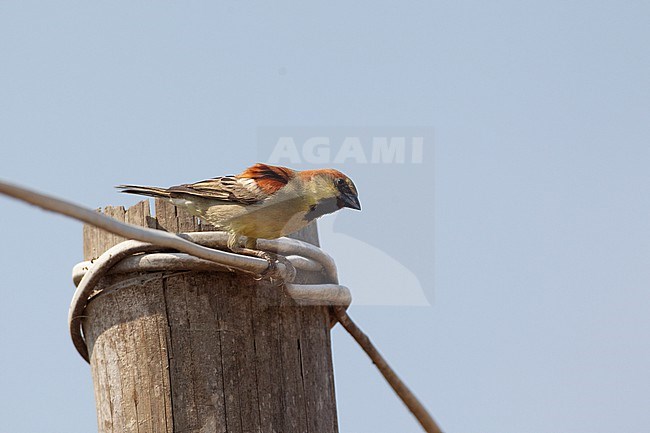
[117,163,361,276]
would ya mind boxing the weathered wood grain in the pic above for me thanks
[81,200,338,433]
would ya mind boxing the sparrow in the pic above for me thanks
[117,163,360,270]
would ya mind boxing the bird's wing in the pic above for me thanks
[167,164,296,205]
[167,176,268,204]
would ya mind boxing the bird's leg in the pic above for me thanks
[227,232,242,251]
[244,236,258,250]
[227,234,295,283]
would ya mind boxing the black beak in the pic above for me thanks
[338,192,361,211]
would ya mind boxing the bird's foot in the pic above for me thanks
[259,252,296,284]
[232,247,296,284]
[254,251,296,284]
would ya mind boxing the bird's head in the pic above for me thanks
[300,169,361,211]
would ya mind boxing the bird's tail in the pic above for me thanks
[116,185,171,199]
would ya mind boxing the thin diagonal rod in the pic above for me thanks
[332,306,443,433]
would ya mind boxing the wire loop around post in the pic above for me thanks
[70,232,351,362]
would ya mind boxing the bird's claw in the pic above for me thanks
[229,246,296,284]
[257,252,296,284]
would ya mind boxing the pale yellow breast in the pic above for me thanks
[224,197,311,239]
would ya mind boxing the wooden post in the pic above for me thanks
[81,199,339,433]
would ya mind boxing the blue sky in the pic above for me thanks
[1,1,649,432]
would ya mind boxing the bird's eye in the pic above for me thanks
[336,178,345,186]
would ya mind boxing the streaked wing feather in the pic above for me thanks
[167,176,267,204]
